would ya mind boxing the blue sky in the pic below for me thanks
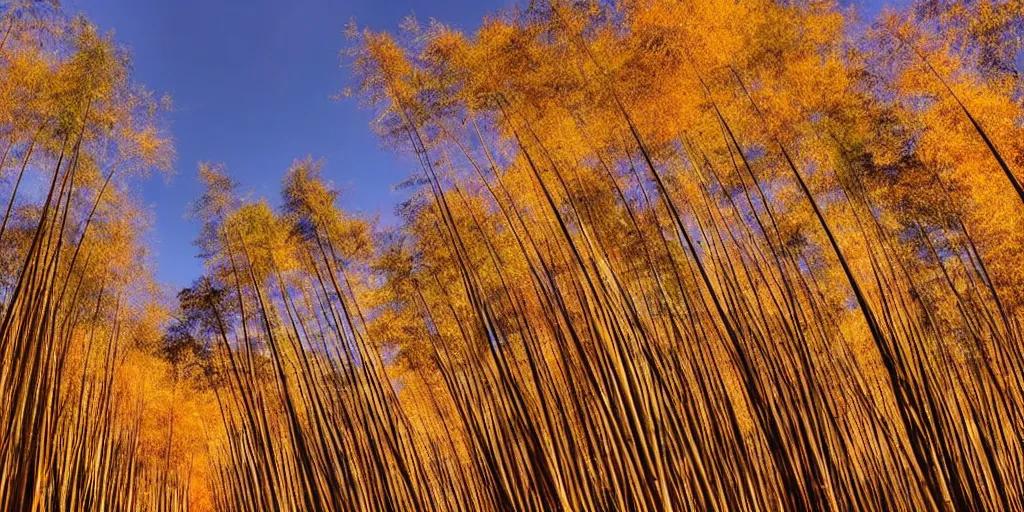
[69,0,511,288]
[69,0,890,290]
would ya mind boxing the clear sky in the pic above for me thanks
[68,0,511,289]
[69,0,888,291]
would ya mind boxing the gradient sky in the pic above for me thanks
[69,0,888,290]
[68,0,511,288]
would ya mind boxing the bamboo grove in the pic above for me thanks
[3,0,1024,510]
[0,2,198,510]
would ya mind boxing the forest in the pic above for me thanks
[1,0,1023,510]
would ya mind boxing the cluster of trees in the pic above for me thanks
[3,0,1023,510]
[189,0,1024,510]
[0,2,214,510]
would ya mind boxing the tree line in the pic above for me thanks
[2,0,1023,510]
